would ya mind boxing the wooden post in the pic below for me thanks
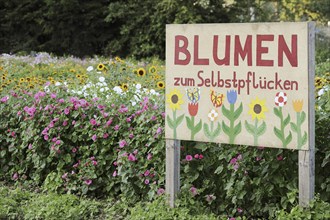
[166,139,181,207]
[299,22,315,207]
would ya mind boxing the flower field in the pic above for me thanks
[1,52,330,219]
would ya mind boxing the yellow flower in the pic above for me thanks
[137,68,146,77]
[167,88,184,111]
[292,100,303,112]
[248,97,268,121]
[76,74,81,78]
[149,66,157,74]
[19,78,25,83]
[121,83,128,91]
[157,81,165,89]
[97,63,105,71]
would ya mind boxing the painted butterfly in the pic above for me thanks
[210,90,224,107]
[186,88,200,103]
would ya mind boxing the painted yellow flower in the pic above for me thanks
[157,81,165,89]
[167,88,184,111]
[137,68,146,77]
[248,97,268,120]
[292,100,303,112]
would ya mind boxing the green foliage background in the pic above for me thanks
[0,0,329,58]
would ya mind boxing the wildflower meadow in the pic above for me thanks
[0,52,329,219]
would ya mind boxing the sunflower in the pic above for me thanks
[137,68,146,77]
[76,74,81,78]
[157,81,165,89]
[167,88,184,111]
[70,69,76,73]
[19,78,25,83]
[121,83,128,91]
[26,77,31,82]
[97,63,105,71]
[248,97,268,121]
[149,66,157,74]
[1,75,6,80]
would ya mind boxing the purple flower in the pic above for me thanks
[112,170,117,177]
[151,115,157,121]
[157,188,165,195]
[64,108,70,115]
[144,170,150,176]
[44,135,49,141]
[190,186,198,196]
[92,134,97,142]
[119,140,127,148]
[28,144,33,150]
[128,153,136,162]
[186,155,193,161]
[84,179,92,185]
[156,127,162,134]
[144,179,150,185]
[50,93,57,99]
[114,125,120,131]
[103,133,109,139]
[90,119,97,126]
[12,172,19,181]
[129,133,134,139]
[62,120,68,126]
[133,149,138,155]
[230,158,237,165]
[58,98,65,103]
[1,96,9,103]
[55,140,61,145]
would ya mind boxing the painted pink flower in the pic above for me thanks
[186,155,193,161]
[157,188,165,195]
[84,179,92,185]
[128,153,136,162]
[119,140,127,148]
[274,92,288,107]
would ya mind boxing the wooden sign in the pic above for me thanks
[165,22,315,207]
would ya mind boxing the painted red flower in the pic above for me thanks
[274,92,287,107]
[188,103,199,116]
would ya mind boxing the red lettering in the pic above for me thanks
[278,35,297,67]
[256,35,274,66]
[234,35,252,66]
[213,35,230,65]
[174,35,190,65]
[194,35,209,65]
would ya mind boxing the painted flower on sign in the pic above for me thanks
[274,92,287,107]
[248,97,268,120]
[292,100,303,112]
[167,88,184,111]
[208,109,218,121]
[226,90,237,104]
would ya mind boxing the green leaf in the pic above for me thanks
[244,120,254,134]
[212,122,221,138]
[283,114,291,127]
[222,105,231,119]
[290,122,298,133]
[233,102,243,121]
[166,115,174,129]
[300,111,306,124]
[194,120,202,133]
[274,127,283,140]
[214,165,223,174]
[176,114,184,126]
[285,132,292,146]
[222,121,230,135]
[185,116,192,129]
[203,123,212,139]
[301,131,308,146]
[233,122,241,136]
[273,107,281,118]
[256,121,266,136]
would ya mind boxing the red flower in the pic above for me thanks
[188,103,199,116]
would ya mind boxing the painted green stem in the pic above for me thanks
[173,110,177,139]
[254,118,258,145]
[229,104,235,144]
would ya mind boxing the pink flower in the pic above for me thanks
[144,179,150,184]
[128,153,136,162]
[119,140,127,148]
[92,160,98,166]
[237,208,243,213]
[194,154,199,159]
[106,119,113,127]
[237,154,242,160]
[103,133,109,139]
[28,144,33,150]
[62,120,68,126]
[64,108,70,115]
[72,148,77,153]
[190,186,198,196]
[114,125,120,130]
[230,158,237,165]
[126,117,131,123]
[90,119,97,126]
[58,98,65,103]
[92,134,97,142]
[133,149,138,155]
[151,115,157,121]
[12,172,19,181]
[157,188,165,195]
[50,93,57,99]
[84,179,92,185]
[156,127,162,134]
[206,194,216,203]
[112,170,117,177]
[186,155,193,161]
[233,163,239,171]
[256,157,262,161]
[62,173,68,179]
[72,120,76,125]
[129,133,134,139]
[277,155,283,161]
[144,170,150,177]
[147,153,152,160]
[44,135,49,141]
[55,140,61,145]
[199,154,204,159]
[1,96,9,103]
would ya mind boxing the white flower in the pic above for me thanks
[150,89,156,95]
[113,86,123,94]
[131,101,137,106]
[318,88,325,96]
[97,71,102,74]
[44,87,50,93]
[100,88,105,92]
[55,82,62,86]
[77,91,82,95]
[208,109,218,121]
[135,84,142,90]
[96,82,103,87]
[104,87,109,91]
[102,82,107,86]
[86,66,94,72]
[99,76,105,82]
